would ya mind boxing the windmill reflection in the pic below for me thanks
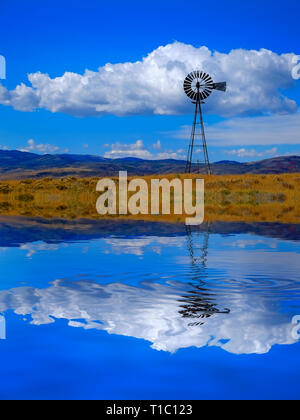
[178,224,230,326]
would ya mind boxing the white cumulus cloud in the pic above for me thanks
[104,139,185,160]
[225,147,279,158]
[152,140,161,150]
[0,42,298,118]
[19,138,60,153]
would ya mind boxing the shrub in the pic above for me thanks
[17,193,34,202]
[0,185,12,194]
[0,202,11,211]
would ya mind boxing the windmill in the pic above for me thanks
[184,71,226,174]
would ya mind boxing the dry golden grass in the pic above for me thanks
[0,173,300,223]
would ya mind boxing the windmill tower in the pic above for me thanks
[179,225,230,325]
[184,71,226,174]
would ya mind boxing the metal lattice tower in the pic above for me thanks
[180,225,230,325]
[184,71,227,175]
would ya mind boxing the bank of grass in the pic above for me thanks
[0,173,300,224]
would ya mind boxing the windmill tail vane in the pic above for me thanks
[183,71,227,175]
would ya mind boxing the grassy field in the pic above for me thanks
[0,173,299,223]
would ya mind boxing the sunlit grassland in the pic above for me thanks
[0,173,299,223]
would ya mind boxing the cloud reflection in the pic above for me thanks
[0,279,296,354]
[103,237,186,256]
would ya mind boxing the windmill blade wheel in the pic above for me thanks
[183,71,214,101]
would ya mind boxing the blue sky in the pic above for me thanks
[0,0,300,162]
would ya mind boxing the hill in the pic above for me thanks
[0,150,299,179]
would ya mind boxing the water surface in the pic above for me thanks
[0,217,299,399]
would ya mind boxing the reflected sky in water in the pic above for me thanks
[0,217,300,399]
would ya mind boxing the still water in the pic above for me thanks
[0,216,299,399]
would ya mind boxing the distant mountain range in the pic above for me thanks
[0,150,299,179]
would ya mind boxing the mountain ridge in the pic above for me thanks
[0,150,299,179]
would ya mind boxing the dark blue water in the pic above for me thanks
[0,217,300,400]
